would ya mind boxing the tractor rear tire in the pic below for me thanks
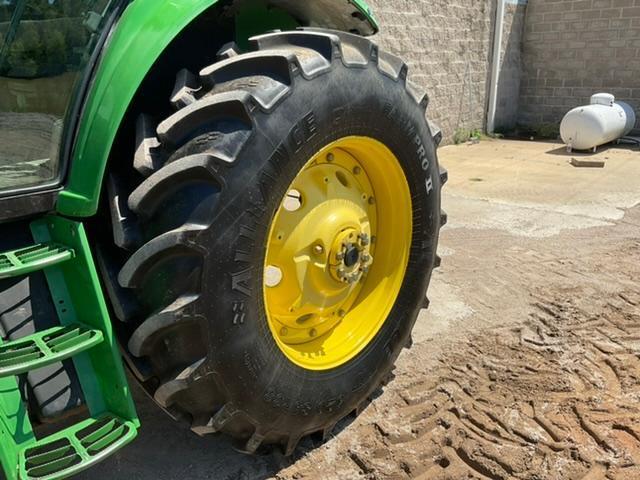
[112,29,446,455]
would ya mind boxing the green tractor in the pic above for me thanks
[0,0,446,478]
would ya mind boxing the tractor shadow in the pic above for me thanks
[76,373,386,480]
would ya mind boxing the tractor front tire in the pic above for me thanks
[113,29,446,455]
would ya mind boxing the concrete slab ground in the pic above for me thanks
[80,139,640,479]
[413,139,640,345]
[442,139,640,237]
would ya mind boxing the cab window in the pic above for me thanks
[0,0,115,194]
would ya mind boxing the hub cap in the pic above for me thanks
[263,136,412,370]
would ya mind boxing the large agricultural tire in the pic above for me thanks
[109,29,447,454]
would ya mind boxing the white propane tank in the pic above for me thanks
[560,93,636,151]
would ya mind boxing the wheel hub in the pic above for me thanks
[330,229,373,284]
[343,246,359,267]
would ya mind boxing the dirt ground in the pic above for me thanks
[81,139,640,480]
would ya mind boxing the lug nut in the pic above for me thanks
[359,234,370,246]
[368,196,375,205]
[337,267,346,277]
[313,244,324,255]
[336,251,345,261]
[361,254,371,263]
[280,327,288,336]
[353,166,361,175]
[338,309,346,317]
[327,153,334,162]
[309,328,317,338]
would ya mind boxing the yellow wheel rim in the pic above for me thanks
[263,136,412,370]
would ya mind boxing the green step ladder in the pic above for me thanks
[0,216,138,480]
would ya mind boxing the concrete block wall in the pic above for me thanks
[367,0,527,143]
[367,0,495,144]
[519,0,640,129]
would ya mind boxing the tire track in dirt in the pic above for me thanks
[277,233,640,480]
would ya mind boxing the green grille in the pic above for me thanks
[0,325,103,378]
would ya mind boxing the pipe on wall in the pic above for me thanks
[487,0,506,134]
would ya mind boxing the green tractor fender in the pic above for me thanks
[57,0,378,217]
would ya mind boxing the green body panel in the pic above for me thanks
[56,0,377,217]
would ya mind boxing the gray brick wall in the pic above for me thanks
[519,0,640,129]
[368,0,526,143]
[368,0,638,139]
[368,0,495,144]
